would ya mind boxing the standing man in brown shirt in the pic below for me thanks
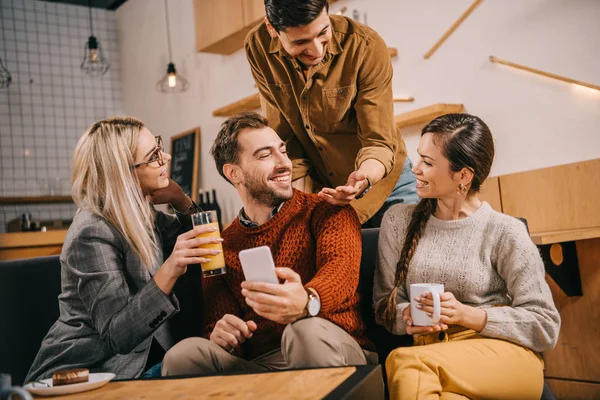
[245,0,418,226]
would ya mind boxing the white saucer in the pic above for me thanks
[24,372,116,396]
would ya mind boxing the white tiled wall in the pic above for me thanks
[0,0,123,233]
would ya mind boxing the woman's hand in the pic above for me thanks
[154,225,223,295]
[402,304,448,337]
[416,292,487,332]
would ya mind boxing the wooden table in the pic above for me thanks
[41,365,383,400]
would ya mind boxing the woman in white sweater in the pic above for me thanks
[373,113,560,400]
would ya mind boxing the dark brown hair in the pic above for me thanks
[210,112,269,184]
[264,0,329,32]
[377,113,495,328]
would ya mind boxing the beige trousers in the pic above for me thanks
[162,317,376,376]
[386,328,544,400]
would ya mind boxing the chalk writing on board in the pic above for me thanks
[169,128,200,201]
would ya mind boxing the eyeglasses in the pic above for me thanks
[134,136,165,168]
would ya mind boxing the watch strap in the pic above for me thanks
[355,177,372,200]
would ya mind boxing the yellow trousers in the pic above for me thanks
[386,328,544,400]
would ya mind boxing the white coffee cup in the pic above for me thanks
[410,283,444,326]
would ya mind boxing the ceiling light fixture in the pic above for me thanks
[80,0,110,76]
[156,0,189,93]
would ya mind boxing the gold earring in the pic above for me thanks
[458,183,466,193]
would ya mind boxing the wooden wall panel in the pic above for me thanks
[543,238,600,384]
[194,0,244,52]
[499,159,600,233]
[479,177,502,212]
[545,379,600,400]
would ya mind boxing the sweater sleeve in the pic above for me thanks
[373,205,411,335]
[480,218,561,352]
[305,204,362,313]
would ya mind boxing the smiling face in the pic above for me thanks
[228,126,293,207]
[412,132,464,199]
[134,127,171,194]
[268,8,332,68]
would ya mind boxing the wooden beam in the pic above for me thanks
[490,56,600,92]
[395,103,465,129]
[424,0,483,59]
[393,96,414,102]
[212,93,262,117]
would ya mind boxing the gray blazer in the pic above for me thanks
[26,209,191,382]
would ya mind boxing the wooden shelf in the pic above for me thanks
[0,229,68,249]
[0,229,68,260]
[0,196,73,205]
[395,103,465,129]
[531,227,600,245]
[213,93,261,117]
[214,56,402,116]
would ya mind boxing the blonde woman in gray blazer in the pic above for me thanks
[26,117,220,382]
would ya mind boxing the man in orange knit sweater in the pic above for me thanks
[162,112,375,375]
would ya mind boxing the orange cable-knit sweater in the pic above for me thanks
[201,190,373,360]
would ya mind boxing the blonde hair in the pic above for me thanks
[72,116,159,269]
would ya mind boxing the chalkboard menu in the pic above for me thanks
[169,128,200,202]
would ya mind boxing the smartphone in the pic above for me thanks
[238,246,279,284]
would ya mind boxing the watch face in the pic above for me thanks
[308,297,320,316]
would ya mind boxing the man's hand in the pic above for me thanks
[209,314,257,352]
[317,171,368,206]
[149,178,189,211]
[241,267,308,325]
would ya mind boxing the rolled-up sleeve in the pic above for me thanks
[354,32,398,175]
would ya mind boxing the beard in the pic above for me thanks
[242,170,293,208]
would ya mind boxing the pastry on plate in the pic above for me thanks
[51,368,90,386]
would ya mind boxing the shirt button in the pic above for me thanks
[338,89,343,95]
[318,146,323,151]
[302,95,307,101]
[305,125,310,130]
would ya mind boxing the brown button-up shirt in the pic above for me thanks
[245,15,407,223]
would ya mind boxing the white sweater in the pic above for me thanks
[374,202,561,352]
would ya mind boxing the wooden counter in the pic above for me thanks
[0,230,67,261]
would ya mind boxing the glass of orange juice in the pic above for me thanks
[191,210,226,278]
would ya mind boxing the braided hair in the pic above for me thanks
[376,113,494,328]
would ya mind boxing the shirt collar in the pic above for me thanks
[238,202,285,227]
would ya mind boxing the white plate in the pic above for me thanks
[23,372,116,396]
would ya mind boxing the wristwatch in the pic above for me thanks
[305,288,321,317]
[355,177,372,200]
